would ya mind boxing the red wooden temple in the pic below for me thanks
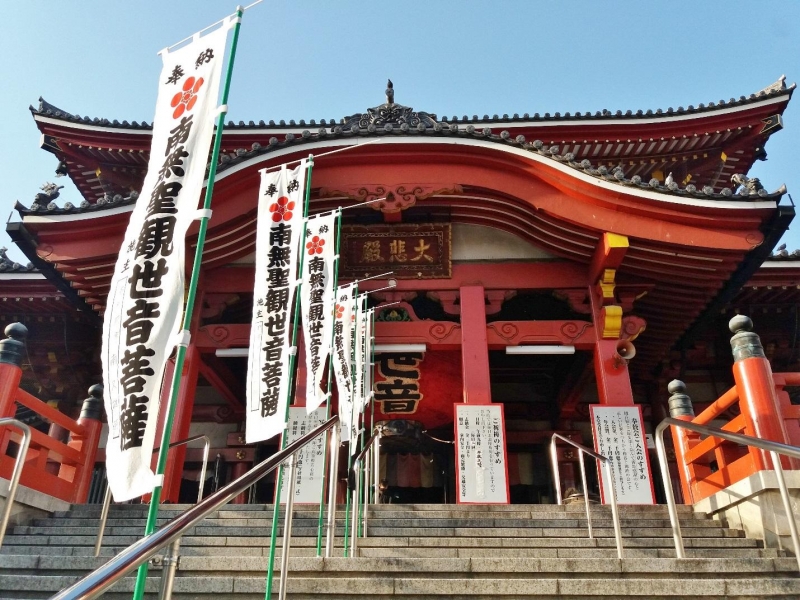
[1,76,798,508]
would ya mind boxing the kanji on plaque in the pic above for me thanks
[340,224,451,279]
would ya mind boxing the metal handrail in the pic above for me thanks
[94,434,211,557]
[349,426,382,555]
[549,433,623,558]
[51,416,339,600]
[655,417,800,570]
[0,418,31,548]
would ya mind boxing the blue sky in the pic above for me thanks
[2,1,799,261]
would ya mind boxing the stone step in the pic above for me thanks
[10,525,741,540]
[55,503,699,516]
[1,573,799,599]
[0,556,795,576]
[28,517,725,530]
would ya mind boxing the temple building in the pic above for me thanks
[2,76,799,508]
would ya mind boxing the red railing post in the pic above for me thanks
[667,380,698,504]
[729,315,790,470]
[64,385,104,504]
[0,323,27,419]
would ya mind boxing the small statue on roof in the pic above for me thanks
[34,182,64,204]
[731,173,764,194]
[386,79,394,105]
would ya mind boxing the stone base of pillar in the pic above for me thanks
[693,470,800,550]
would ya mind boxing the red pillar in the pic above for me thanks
[590,289,635,406]
[459,286,491,405]
[230,461,249,504]
[729,316,791,470]
[160,344,201,503]
[666,380,699,504]
[65,385,105,504]
[0,324,26,419]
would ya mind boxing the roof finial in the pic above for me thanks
[386,79,394,105]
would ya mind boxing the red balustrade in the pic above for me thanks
[0,324,102,504]
[670,316,799,503]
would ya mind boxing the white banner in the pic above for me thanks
[245,162,307,443]
[279,407,327,504]
[363,308,374,413]
[101,22,232,502]
[354,295,368,413]
[300,213,337,412]
[332,284,356,447]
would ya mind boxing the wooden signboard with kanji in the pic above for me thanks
[339,223,451,279]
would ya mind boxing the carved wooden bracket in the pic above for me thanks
[621,315,647,341]
[486,320,594,348]
[318,183,463,214]
[554,289,591,315]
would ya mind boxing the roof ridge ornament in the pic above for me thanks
[340,79,438,131]
[756,75,787,95]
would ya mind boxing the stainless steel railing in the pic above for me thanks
[655,417,800,570]
[51,416,338,600]
[348,426,382,555]
[549,432,623,558]
[93,434,211,557]
[0,418,31,548]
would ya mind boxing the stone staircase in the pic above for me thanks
[0,503,798,598]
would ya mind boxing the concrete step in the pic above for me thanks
[2,573,800,599]
[37,515,725,527]
[0,556,795,576]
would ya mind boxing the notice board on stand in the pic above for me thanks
[454,404,509,504]
[278,406,327,504]
[589,405,655,505]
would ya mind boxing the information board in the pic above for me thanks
[279,407,327,504]
[589,405,655,505]
[454,404,509,504]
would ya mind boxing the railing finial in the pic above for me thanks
[0,322,27,367]
[668,379,695,418]
[80,384,104,420]
[729,314,765,362]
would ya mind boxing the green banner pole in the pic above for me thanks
[315,208,343,556]
[132,9,244,600]
[264,155,314,599]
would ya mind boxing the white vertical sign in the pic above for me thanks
[300,213,337,412]
[245,162,307,443]
[454,404,509,504]
[590,405,655,505]
[332,284,356,449]
[102,21,232,502]
[279,407,327,504]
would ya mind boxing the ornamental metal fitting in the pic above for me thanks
[729,315,765,362]
[80,384,104,421]
[0,323,28,367]
[667,379,695,418]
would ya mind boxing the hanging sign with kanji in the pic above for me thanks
[101,23,232,502]
[300,213,337,412]
[340,224,451,279]
[374,351,423,414]
[332,284,358,452]
[245,162,307,443]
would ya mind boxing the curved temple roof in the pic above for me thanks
[28,76,793,207]
[30,76,794,131]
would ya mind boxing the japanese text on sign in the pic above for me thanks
[590,405,655,505]
[454,405,509,504]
